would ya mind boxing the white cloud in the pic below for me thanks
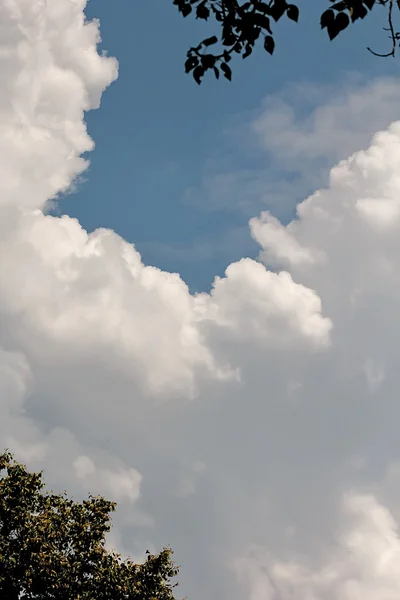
[250,213,322,268]
[3,1,400,600]
[74,454,142,503]
[252,76,400,164]
[198,258,331,347]
[0,0,117,211]
[235,494,400,600]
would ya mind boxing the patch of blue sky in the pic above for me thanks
[55,0,400,292]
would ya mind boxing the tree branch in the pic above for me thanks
[367,0,397,57]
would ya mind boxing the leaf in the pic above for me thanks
[243,44,253,58]
[193,65,205,84]
[264,35,275,54]
[180,3,192,17]
[184,56,198,73]
[334,11,350,34]
[255,2,272,15]
[320,9,334,29]
[286,4,299,22]
[196,3,210,19]
[202,35,218,47]
[270,0,288,22]
[330,1,347,9]
[220,62,232,81]
[201,54,216,68]
[363,0,375,10]
[213,66,220,79]
[252,13,272,33]
[352,4,368,20]
[327,22,339,40]
[222,30,237,46]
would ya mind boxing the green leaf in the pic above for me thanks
[0,451,180,600]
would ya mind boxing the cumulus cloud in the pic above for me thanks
[74,454,142,503]
[0,0,117,210]
[234,494,400,600]
[3,2,400,600]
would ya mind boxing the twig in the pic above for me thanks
[367,0,397,57]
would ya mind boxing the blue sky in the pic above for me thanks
[57,0,398,292]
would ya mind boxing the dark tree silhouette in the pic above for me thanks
[0,451,180,600]
[173,0,398,83]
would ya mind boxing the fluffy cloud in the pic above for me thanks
[235,494,400,600]
[3,2,400,600]
[0,0,117,210]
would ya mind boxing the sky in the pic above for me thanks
[56,0,400,291]
[5,1,400,600]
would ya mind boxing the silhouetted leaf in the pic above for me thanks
[330,1,347,10]
[201,53,216,68]
[180,3,192,17]
[184,55,198,73]
[175,0,397,85]
[252,13,272,33]
[222,30,237,46]
[270,0,287,22]
[320,9,334,29]
[193,65,205,84]
[327,22,338,40]
[335,11,350,34]
[220,62,232,80]
[202,35,218,47]
[352,4,368,20]
[264,35,275,54]
[286,4,299,22]
[243,43,253,58]
[255,2,272,15]
[196,3,210,19]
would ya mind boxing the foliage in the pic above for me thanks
[173,0,399,83]
[0,451,179,600]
